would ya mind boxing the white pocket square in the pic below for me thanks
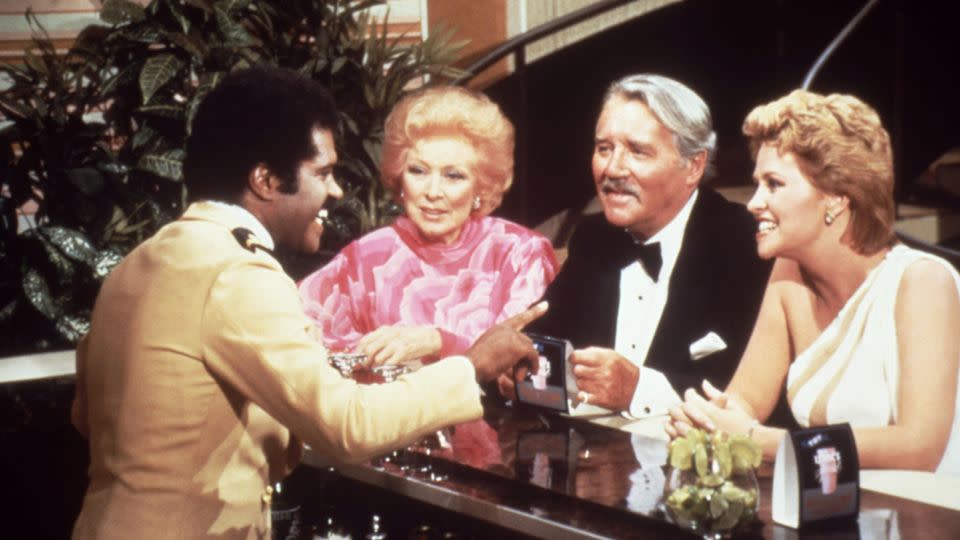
[689,331,727,361]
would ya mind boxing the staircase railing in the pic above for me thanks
[800,0,880,90]
[803,0,960,252]
[453,0,640,87]
[453,0,655,221]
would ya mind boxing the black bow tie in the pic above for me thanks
[634,241,662,282]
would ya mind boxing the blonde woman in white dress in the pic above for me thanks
[668,90,960,474]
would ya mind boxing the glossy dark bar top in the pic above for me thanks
[302,402,960,539]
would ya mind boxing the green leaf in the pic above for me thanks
[30,229,76,285]
[197,71,225,95]
[0,96,32,120]
[220,0,253,13]
[0,298,18,324]
[93,249,123,280]
[139,54,185,105]
[137,104,185,120]
[362,137,381,165]
[708,489,729,519]
[66,167,105,196]
[137,149,185,180]
[55,313,90,344]
[214,3,252,47]
[99,63,138,97]
[714,438,733,479]
[341,113,360,136]
[130,125,156,150]
[100,0,147,25]
[22,267,59,320]
[712,498,744,531]
[164,31,207,60]
[694,443,709,477]
[729,435,762,473]
[41,227,98,265]
[669,437,694,470]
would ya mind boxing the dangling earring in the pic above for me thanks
[472,196,481,211]
[824,211,835,226]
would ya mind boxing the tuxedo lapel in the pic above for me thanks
[535,214,631,348]
[646,191,729,380]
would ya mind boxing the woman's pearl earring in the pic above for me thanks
[824,211,835,226]
[472,196,481,211]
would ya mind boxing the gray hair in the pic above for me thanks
[603,74,717,181]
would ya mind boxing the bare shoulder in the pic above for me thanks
[896,257,960,325]
[899,257,960,303]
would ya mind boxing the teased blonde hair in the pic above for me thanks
[743,89,895,254]
[381,86,515,215]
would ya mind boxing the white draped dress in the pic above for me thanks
[786,244,960,475]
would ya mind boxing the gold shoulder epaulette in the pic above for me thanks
[231,227,275,256]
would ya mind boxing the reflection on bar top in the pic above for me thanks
[396,404,670,517]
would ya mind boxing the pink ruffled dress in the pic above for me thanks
[298,215,558,359]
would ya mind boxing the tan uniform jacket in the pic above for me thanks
[71,202,483,539]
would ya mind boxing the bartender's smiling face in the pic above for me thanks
[274,127,343,253]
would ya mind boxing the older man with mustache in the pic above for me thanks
[521,74,773,422]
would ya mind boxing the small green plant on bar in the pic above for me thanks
[0,0,467,354]
[664,428,762,538]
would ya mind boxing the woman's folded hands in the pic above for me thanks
[667,380,757,439]
[355,325,443,366]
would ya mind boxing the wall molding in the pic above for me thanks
[0,1,423,63]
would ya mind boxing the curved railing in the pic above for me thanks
[802,0,960,255]
[801,0,881,90]
[453,0,648,220]
[452,0,640,86]
[897,231,960,270]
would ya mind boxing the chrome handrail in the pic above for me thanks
[453,0,642,86]
[896,231,960,269]
[801,0,881,90]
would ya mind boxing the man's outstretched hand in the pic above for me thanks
[465,302,548,383]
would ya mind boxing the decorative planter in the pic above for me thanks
[663,429,761,539]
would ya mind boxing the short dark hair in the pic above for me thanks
[183,66,338,203]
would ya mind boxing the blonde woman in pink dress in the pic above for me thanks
[298,86,558,366]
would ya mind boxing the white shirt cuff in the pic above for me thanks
[626,366,682,419]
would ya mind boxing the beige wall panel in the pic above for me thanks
[0,1,422,61]
[524,0,679,63]
[427,0,508,88]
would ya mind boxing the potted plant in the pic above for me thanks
[0,0,467,354]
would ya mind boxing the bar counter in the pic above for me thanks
[298,401,960,539]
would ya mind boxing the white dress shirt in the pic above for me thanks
[614,190,699,419]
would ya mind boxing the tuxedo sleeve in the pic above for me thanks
[201,258,483,463]
[627,366,682,419]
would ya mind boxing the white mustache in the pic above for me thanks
[599,178,639,197]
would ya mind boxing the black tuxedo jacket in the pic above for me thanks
[532,188,773,395]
